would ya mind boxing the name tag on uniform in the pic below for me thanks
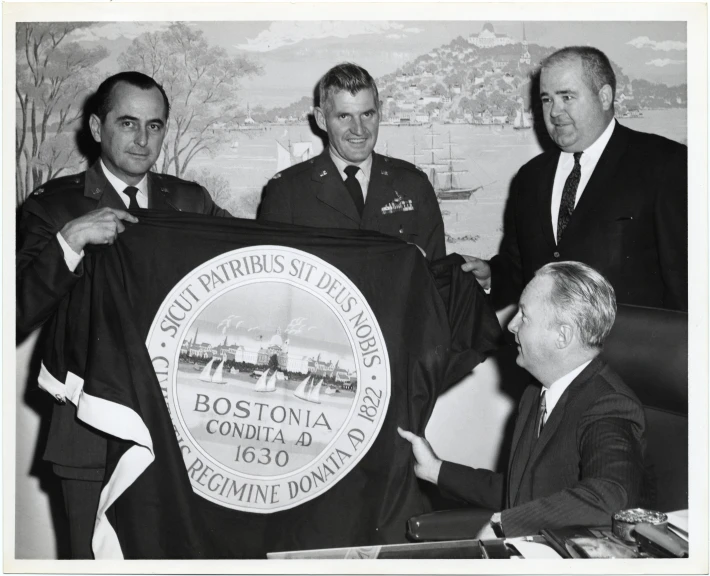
[381,191,414,215]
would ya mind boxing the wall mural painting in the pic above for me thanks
[15,21,687,258]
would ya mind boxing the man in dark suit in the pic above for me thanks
[17,71,230,558]
[258,62,446,262]
[462,46,687,311]
[399,261,646,538]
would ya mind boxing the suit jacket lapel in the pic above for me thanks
[85,162,126,210]
[558,122,630,243]
[507,388,539,506]
[536,152,560,250]
[525,358,604,469]
[313,152,361,224]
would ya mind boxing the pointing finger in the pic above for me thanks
[112,208,139,223]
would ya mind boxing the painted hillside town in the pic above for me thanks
[15,21,687,258]
[243,23,685,128]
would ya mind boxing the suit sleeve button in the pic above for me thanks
[553,251,560,258]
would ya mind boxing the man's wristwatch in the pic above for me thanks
[490,512,504,538]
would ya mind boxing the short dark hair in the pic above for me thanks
[535,261,617,350]
[541,46,617,100]
[317,63,379,112]
[93,71,170,121]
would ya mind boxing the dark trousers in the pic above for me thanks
[60,478,102,559]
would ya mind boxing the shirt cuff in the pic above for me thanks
[490,511,504,537]
[57,231,84,272]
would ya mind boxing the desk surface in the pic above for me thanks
[266,510,689,560]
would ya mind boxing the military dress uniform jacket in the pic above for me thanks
[17,161,231,479]
[437,358,647,537]
[258,151,446,262]
[489,124,688,311]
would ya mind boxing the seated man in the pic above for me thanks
[399,261,647,538]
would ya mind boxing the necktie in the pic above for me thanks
[123,186,141,210]
[556,151,583,244]
[535,389,547,439]
[343,165,365,217]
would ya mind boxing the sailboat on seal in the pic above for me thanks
[199,358,227,384]
[293,374,323,404]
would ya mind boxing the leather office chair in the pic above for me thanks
[407,304,688,541]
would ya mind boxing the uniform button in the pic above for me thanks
[553,251,560,258]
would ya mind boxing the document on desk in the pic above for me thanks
[509,539,563,559]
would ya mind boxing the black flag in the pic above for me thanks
[40,212,500,559]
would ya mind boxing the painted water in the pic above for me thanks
[178,108,688,259]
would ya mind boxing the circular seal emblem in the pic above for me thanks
[146,246,390,513]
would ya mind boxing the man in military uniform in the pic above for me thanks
[258,63,446,262]
[17,71,230,558]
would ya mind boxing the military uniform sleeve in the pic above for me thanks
[500,392,646,537]
[488,171,524,309]
[418,175,446,261]
[257,175,293,224]
[653,144,688,311]
[199,185,233,218]
[17,196,83,336]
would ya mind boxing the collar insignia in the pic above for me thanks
[381,170,389,176]
[319,170,328,177]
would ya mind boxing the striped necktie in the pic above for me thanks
[557,152,583,243]
[535,389,547,439]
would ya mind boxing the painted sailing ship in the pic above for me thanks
[199,358,227,384]
[419,127,482,201]
[276,138,314,171]
[513,101,532,131]
[293,374,323,404]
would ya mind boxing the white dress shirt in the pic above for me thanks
[329,150,373,202]
[550,119,616,243]
[542,359,593,424]
[58,160,149,271]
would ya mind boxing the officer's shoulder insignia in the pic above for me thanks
[417,165,425,172]
[31,171,84,197]
[271,172,282,180]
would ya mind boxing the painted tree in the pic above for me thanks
[15,23,108,204]
[118,23,262,177]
